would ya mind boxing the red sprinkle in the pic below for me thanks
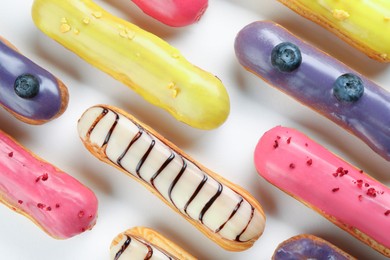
[385,210,390,216]
[358,195,363,201]
[306,159,313,166]
[359,170,364,174]
[273,140,279,149]
[365,183,370,187]
[41,173,48,181]
[332,188,340,192]
[356,180,363,188]
[287,137,291,144]
[46,207,52,211]
[37,203,45,209]
[18,200,23,204]
[8,152,13,157]
[55,203,60,208]
[289,163,295,169]
[78,211,85,218]
[305,143,308,147]
[367,188,377,197]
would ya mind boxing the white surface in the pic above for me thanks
[0,1,389,259]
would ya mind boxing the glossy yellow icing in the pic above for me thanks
[32,0,230,129]
[278,0,390,62]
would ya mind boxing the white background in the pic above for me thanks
[0,1,389,259]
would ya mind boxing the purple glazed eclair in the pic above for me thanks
[0,37,68,124]
[234,21,390,161]
[273,234,355,260]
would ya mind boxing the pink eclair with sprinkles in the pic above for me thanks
[254,126,390,257]
[0,130,98,239]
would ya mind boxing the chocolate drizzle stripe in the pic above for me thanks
[216,197,244,233]
[199,183,223,223]
[102,113,119,147]
[168,157,187,208]
[86,108,108,138]
[142,242,153,260]
[114,235,131,260]
[117,129,143,168]
[150,153,175,188]
[235,205,255,242]
[184,175,208,214]
[135,139,156,180]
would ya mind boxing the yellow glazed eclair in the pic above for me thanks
[78,105,265,251]
[31,0,230,129]
[278,0,390,62]
[110,227,196,259]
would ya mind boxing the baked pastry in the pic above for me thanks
[235,21,390,161]
[0,130,98,239]
[110,227,195,259]
[273,234,355,259]
[32,0,229,130]
[131,0,208,27]
[277,0,390,62]
[0,37,68,124]
[254,126,390,257]
[78,105,265,251]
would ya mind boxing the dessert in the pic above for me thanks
[277,0,390,62]
[78,105,265,251]
[32,0,229,130]
[132,0,208,27]
[0,130,98,239]
[235,21,390,161]
[0,37,68,124]
[273,234,355,259]
[254,126,390,257]
[110,227,195,259]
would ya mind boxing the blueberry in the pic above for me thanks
[333,73,364,103]
[271,42,302,72]
[14,74,40,99]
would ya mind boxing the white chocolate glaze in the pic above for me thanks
[78,106,265,249]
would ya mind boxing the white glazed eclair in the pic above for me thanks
[110,227,195,259]
[77,105,265,251]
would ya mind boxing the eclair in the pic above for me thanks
[234,21,390,161]
[254,126,390,257]
[277,0,390,62]
[131,0,208,27]
[0,37,68,124]
[78,105,265,251]
[110,227,195,259]
[32,0,229,130]
[273,234,355,260]
[0,130,98,239]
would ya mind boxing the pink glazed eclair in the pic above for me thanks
[132,0,208,27]
[254,126,390,257]
[0,130,98,239]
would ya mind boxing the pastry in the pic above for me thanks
[111,227,195,259]
[0,37,68,124]
[254,126,390,257]
[277,0,390,62]
[32,0,229,130]
[78,105,265,251]
[132,0,208,27]
[235,21,390,161]
[273,234,355,260]
[0,130,98,239]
